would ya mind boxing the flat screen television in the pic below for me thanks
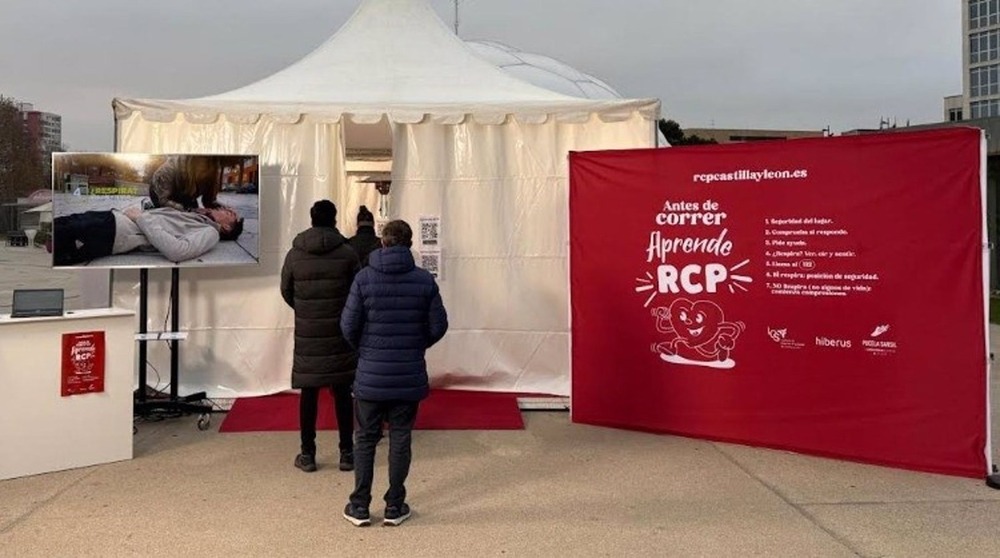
[51,153,260,269]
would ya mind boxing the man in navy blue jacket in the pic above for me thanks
[339,219,448,527]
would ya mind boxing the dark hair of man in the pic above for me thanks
[310,200,337,227]
[219,218,244,241]
[381,220,413,248]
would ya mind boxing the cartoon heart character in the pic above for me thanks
[651,298,745,365]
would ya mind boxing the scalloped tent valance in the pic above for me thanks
[113,0,659,128]
[112,99,660,127]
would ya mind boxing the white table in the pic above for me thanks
[0,308,135,480]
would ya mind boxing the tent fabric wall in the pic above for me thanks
[390,114,654,395]
[112,110,653,398]
[113,113,346,396]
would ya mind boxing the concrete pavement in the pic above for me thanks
[1,410,998,557]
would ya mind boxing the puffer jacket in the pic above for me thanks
[280,226,360,388]
[340,246,448,401]
[347,226,380,266]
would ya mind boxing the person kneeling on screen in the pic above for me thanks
[52,205,243,266]
[340,219,449,527]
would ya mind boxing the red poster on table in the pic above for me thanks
[61,331,106,396]
[569,128,990,478]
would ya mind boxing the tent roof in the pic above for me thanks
[113,0,658,124]
[467,40,624,100]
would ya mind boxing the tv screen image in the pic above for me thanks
[51,153,260,269]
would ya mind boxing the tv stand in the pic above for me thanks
[133,268,213,430]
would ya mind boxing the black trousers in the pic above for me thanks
[52,211,116,266]
[299,385,354,455]
[349,399,420,509]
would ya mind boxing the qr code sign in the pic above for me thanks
[420,217,439,246]
[420,251,440,278]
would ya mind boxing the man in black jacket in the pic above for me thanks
[280,200,360,473]
[340,219,448,527]
[347,205,380,266]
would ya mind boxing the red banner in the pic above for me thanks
[61,331,106,396]
[569,128,989,478]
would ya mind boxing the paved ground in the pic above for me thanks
[0,410,998,557]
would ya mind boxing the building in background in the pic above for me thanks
[944,94,964,121]
[683,128,824,144]
[946,0,1000,120]
[17,102,62,184]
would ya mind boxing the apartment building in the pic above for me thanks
[17,102,62,180]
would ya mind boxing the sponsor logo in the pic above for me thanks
[870,325,890,338]
[768,328,786,342]
[815,336,852,349]
[768,327,805,349]
[863,324,897,355]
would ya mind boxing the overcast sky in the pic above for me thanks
[0,0,960,151]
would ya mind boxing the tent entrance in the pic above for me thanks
[343,119,392,238]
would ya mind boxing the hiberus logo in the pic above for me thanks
[815,336,852,349]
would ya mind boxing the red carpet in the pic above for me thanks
[219,389,524,432]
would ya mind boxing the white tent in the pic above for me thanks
[112,0,659,397]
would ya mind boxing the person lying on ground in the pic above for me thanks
[53,204,243,265]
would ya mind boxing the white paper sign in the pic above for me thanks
[419,248,442,279]
[419,215,441,246]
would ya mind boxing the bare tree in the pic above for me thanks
[0,96,44,203]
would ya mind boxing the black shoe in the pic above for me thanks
[383,503,411,526]
[294,453,317,473]
[343,503,371,527]
[339,451,354,471]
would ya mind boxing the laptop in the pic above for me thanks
[11,289,64,318]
